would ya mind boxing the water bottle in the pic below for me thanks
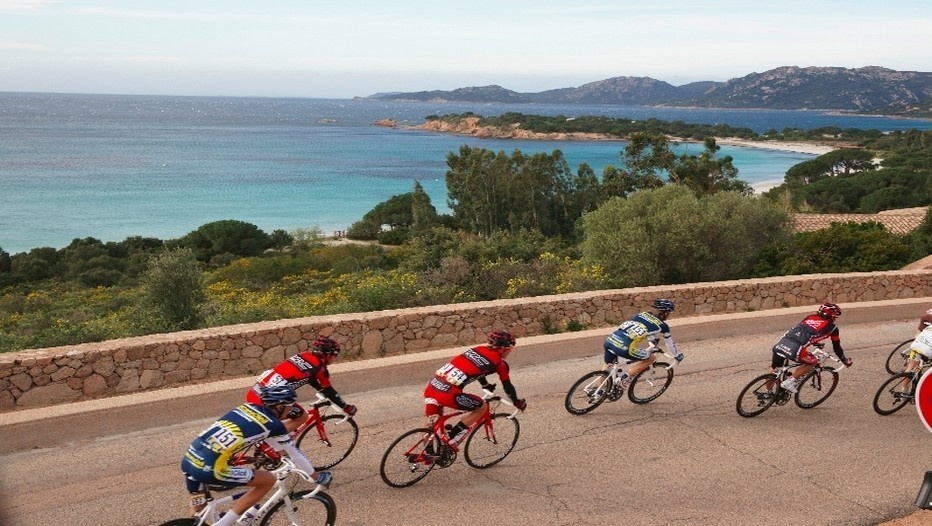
[236,504,261,526]
[616,371,630,388]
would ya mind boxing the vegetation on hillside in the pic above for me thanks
[1,120,930,353]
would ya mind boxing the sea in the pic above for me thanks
[2,91,931,255]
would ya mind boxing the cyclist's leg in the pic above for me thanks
[767,353,788,389]
[281,403,309,433]
[626,347,654,377]
[449,392,486,441]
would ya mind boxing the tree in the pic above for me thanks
[579,185,791,287]
[142,248,206,331]
[675,138,751,196]
[175,220,273,262]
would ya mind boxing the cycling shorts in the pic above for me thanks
[423,381,483,417]
[181,457,254,492]
[603,340,650,364]
[772,340,817,367]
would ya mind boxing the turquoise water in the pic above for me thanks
[2,92,930,254]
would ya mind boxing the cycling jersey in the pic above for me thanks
[771,314,845,367]
[181,403,313,489]
[603,312,680,364]
[424,345,511,415]
[246,352,346,408]
[910,325,932,360]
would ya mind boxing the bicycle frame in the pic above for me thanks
[769,347,844,393]
[420,391,518,456]
[189,458,322,525]
[601,344,677,391]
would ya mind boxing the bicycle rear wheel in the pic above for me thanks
[463,413,520,469]
[795,366,839,409]
[379,428,438,488]
[564,371,611,415]
[295,415,359,470]
[260,489,336,526]
[736,373,778,417]
[884,340,913,375]
[628,361,674,404]
[873,372,914,415]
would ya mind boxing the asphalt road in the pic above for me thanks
[1,309,931,526]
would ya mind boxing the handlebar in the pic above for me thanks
[312,392,351,423]
[272,457,327,495]
[810,347,846,369]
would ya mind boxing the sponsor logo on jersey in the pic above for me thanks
[288,354,316,373]
[463,348,491,367]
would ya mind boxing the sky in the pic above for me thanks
[1,0,930,99]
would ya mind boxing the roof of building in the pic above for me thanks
[793,207,928,234]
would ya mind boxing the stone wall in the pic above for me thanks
[2,270,930,411]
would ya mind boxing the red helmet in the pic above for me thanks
[311,336,341,356]
[487,330,516,348]
[817,302,842,318]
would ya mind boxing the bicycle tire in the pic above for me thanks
[628,361,674,404]
[872,372,914,415]
[157,520,197,526]
[794,366,839,409]
[463,412,520,469]
[379,427,437,488]
[295,414,359,470]
[736,373,779,418]
[884,340,914,375]
[564,370,611,415]
[260,489,337,526]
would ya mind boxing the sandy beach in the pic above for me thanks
[714,137,836,155]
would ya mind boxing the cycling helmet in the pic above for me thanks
[652,298,675,312]
[817,302,842,318]
[311,336,341,356]
[258,385,297,407]
[488,330,516,348]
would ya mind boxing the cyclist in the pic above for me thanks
[246,335,357,433]
[900,316,932,379]
[773,302,853,393]
[424,330,527,446]
[181,385,332,526]
[602,298,684,390]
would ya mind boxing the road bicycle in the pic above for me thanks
[379,390,521,488]
[564,343,677,415]
[232,392,358,470]
[735,346,845,418]
[158,457,336,526]
[873,354,932,415]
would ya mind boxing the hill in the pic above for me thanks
[366,66,932,116]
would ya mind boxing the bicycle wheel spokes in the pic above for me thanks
[379,428,437,488]
[628,362,674,404]
[794,367,839,409]
[872,372,914,415]
[261,490,337,526]
[884,340,913,375]
[295,415,359,470]
[564,371,611,415]
[736,373,779,417]
[463,413,520,469]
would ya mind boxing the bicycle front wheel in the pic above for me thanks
[884,340,913,375]
[564,371,610,415]
[873,372,914,415]
[379,428,437,488]
[463,413,520,469]
[736,374,778,417]
[794,366,839,409]
[157,520,197,526]
[628,361,674,404]
[295,415,359,470]
[260,489,336,526]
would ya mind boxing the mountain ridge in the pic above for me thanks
[363,66,932,116]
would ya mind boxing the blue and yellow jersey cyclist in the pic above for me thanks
[603,298,684,388]
[180,385,332,526]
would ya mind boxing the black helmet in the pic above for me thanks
[488,330,516,348]
[258,385,297,407]
[311,336,341,356]
[652,298,675,312]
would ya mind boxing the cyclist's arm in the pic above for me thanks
[264,435,316,477]
[319,385,348,408]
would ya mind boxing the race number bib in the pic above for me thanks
[435,363,469,386]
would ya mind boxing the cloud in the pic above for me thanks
[0,41,45,50]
